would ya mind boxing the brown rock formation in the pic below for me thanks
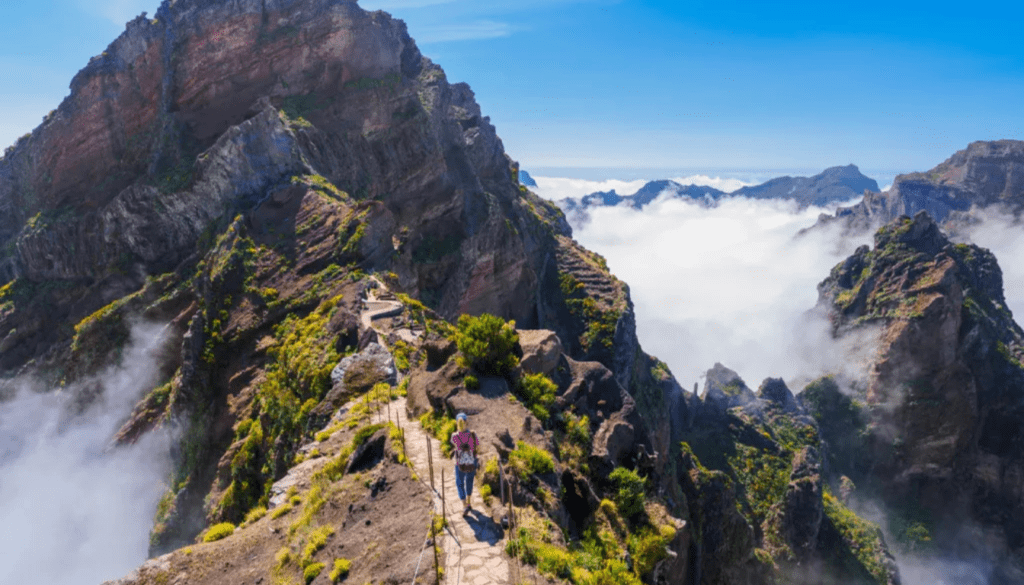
[819,211,1024,582]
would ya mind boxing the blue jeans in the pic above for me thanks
[455,465,475,501]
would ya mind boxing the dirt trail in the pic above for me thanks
[358,279,511,585]
[368,395,508,585]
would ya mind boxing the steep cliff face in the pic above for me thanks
[675,364,902,585]
[825,140,1024,232]
[0,0,579,375]
[0,0,685,572]
[818,211,1024,583]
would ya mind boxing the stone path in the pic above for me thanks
[361,278,422,344]
[379,397,510,585]
[355,278,510,585]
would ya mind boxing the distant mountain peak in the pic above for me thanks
[556,165,877,224]
[815,139,1024,233]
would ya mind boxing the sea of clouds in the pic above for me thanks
[534,175,1024,392]
[535,174,1024,585]
[0,323,172,585]
[534,176,872,389]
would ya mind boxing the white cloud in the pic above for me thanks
[668,174,752,193]
[530,174,755,202]
[531,176,650,201]
[571,195,875,390]
[0,323,172,585]
[959,207,1024,325]
[359,0,460,9]
[415,20,514,43]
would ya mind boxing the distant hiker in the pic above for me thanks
[451,412,479,514]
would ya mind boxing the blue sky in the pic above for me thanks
[3,0,1023,181]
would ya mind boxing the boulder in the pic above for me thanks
[518,329,563,377]
[309,343,396,428]
[345,428,389,474]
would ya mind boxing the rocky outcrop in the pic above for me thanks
[0,0,577,377]
[819,210,1024,582]
[517,328,562,377]
[699,362,758,415]
[819,140,1024,233]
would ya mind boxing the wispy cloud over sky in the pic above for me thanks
[414,20,515,43]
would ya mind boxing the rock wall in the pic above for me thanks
[819,211,1024,583]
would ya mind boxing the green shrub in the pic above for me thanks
[464,373,480,390]
[609,467,646,522]
[585,559,641,585]
[301,525,335,566]
[566,413,591,446]
[508,441,555,480]
[303,562,325,584]
[455,313,519,376]
[392,340,412,371]
[243,506,267,525]
[517,372,558,421]
[203,522,235,542]
[628,527,670,578]
[420,411,457,457]
[329,558,351,582]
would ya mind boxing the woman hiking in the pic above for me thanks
[451,412,479,515]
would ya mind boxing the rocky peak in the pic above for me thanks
[700,362,757,414]
[818,211,1024,579]
[820,140,1024,233]
[730,163,878,208]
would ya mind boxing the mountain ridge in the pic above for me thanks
[556,164,877,223]
[817,140,1024,233]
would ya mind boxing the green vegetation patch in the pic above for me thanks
[455,313,520,376]
[559,272,620,355]
[516,372,558,421]
[508,441,555,481]
[823,490,890,583]
[420,410,457,458]
[609,467,646,523]
[329,558,351,582]
[217,297,343,521]
[202,522,235,542]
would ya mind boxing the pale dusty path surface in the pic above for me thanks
[356,278,511,585]
[383,396,510,585]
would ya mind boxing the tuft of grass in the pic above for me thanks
[301,525,335,567]
[303,562,325,584]
[243,506,268,526]
[329,558,351,582]
[271,503,293,519]
[507,441,555,481]
[203,522,235,542]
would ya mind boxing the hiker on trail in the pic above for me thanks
[451,412,479,515]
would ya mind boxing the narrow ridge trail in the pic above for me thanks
[359,280,512,585]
